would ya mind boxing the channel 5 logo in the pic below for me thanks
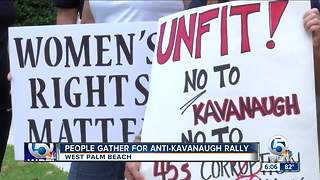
[24,143,56,161]
[269,136,288,155]
[268,135,293,162]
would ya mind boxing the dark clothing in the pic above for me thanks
[0,28,10,109]
[0,0,15,173]
[68,162,125,180]
[188,0,229,9]
[54,0,84,17]
[188,0,208,9]
[0,1,16,28]
[0,0,15,109]
[54,1,124,179]
[0,110,11,171]
[0,29,11,170]
[312,0,320,10]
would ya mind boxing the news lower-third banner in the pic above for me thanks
[24,142,259,162]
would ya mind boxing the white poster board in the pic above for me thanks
[9,22,157,160]
[142,1,320,179]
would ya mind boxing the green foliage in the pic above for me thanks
[15,0,56,26]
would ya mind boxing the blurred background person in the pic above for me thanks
[52,0,84,175]
[0,0,16,172]
[82,0,188,23]
[55,0,84,24]
[71,1,186,180]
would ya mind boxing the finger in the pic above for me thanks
[312,8,320,15]
[130,170,144,180]
[307,20,320,32]
[306,18,320,32]
[126,162,144,180]
[304,8,320,19]
[127,162,141,171]
[304,12,318,25]
[304,13,319,30]
[124,169,134,180]
[7,72,12,81]
[310,25,320,32]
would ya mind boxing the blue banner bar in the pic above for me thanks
[280,162,299,172]
[58,142,259,153]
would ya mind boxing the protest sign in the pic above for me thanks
[9,22,157,160]
[141,1,320,179]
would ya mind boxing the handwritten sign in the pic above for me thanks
[9,22,157,159]
[141,1,320,179]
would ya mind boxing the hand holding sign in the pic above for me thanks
[125,162,144,180]
[304,8,320,47]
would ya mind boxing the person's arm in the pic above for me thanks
[54,0,82,24]
[81,0,95,24]
[125,130,144,180]
[56,8,78,24]
[183,0,191,9]
[304,8,320,96]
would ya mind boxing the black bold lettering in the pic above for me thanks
[109,75,128,106]
[65,35,91,67]
[85,76,106,107]
[28,119,52,142]
[115,34,134,65]
[74,118,92,143]
[59,119,73,142]
[65,77,81,107]
[44,37,62,67]
[95,118,114,143]
[29,78,49,108]
[146,32,156,64]
[95,35,112,66]
[120,118,136,143]
[135,74,149,105]
[14,37,42,68]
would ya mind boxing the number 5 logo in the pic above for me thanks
[269,136,288,155]
[28,143,53,158]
